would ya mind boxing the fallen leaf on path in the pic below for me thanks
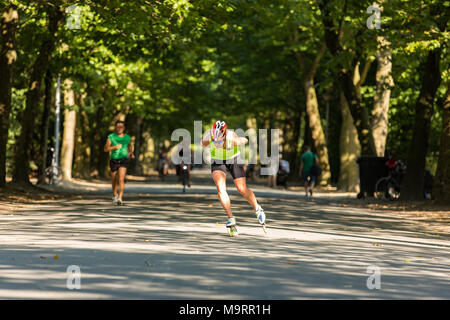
[54,255,59,260]
[372,243,382,247]
[286,261,298,265]
[40,256,46,259]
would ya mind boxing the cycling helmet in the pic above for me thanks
[211,120,227,141]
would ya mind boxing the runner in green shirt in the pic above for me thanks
[104,120,134,205]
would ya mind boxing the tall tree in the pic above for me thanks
[338,91,360,191]
[399,1,448,201]
[60,78,76,182]
[0,5,18,186]
[12,4,65,184]
[433,84,450,204]
[400,49,442,200]
[371,37,393,156]
[317,0,376,156]
[338,59,370,191]
[37,69,52,184]
[294,41,332,184]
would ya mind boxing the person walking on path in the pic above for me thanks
[104,120,134,205]
[299,145,319,198]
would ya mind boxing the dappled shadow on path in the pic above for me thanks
[0,193,449,299]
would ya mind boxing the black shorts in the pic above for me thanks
[110,158,129,172]
[211,158,245,180]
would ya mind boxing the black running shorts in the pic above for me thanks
[211,157,245,180]
[110,158,129,172]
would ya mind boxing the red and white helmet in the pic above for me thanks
[211,120,227,141]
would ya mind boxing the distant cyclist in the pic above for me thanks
[201,120,266,236]
[175,144,192,187]
[104,120,134,205]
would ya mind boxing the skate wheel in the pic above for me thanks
[227,226,238,237]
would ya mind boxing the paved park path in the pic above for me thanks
[0,172,449,299]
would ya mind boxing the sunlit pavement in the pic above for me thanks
[0,177,449,299]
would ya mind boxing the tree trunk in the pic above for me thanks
[372,36,393,156]
[60,79,76,182]
[74,107,91,179]
[281,111,301,179]
[12,5,65,184]
[433,83,450,204]
[303,111,313,151]
[400,49,442,201]
[133,117,143,175]
[304,79,331,184]
[293,41,331,184]
[318,0,376,156]
[0,5,18,187]
[338,92,361,192]
[37,70,52,184]
[337,61,368,191]
[92,100,108,178]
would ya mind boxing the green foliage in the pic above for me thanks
[3,0,448,180]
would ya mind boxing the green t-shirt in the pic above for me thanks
[301,151,318,174]
[108,133,131,159]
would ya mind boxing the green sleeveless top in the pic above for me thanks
[210,132,240,160]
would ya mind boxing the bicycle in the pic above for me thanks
[374,159,405,201]
[180,161,191,193]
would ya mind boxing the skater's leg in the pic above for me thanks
[234,176,266,225]
[117,167,127,200]
[234,177,258,211]
[212,170,233,218]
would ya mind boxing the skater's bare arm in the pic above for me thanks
[104,139,121,152]
[201,131,211,147]
[232,133,248,146]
